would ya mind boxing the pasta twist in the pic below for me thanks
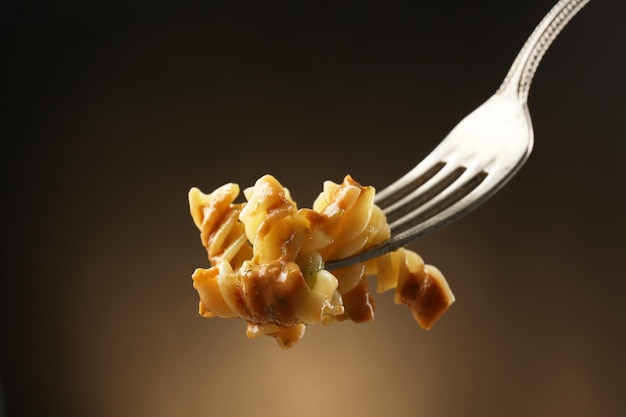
[188,174,454,348]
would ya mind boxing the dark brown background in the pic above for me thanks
[2,1,625,416]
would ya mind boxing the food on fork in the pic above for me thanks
[188,174,455,348]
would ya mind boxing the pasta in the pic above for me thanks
[188,174,455,348]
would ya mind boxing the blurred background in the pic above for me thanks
[2,0,625,416]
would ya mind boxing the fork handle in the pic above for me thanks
[498,0,592,102]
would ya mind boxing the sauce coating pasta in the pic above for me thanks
[188,174,455,348]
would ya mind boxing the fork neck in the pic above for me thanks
[497,0,591,102]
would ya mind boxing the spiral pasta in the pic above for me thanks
[188,174,455,348]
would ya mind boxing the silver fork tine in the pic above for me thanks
[374,151,448,209]
[383,160,467,224]
[379,148,476,223]
[387,172,492,247]
[388,165,488,233]
[327,168,492,270]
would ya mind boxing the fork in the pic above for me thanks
[326,0,592,270]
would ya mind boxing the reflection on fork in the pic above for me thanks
[326,0,592,270]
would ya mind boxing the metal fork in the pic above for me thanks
[326,0,592,270]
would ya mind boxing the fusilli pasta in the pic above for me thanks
[188,174,455,348]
